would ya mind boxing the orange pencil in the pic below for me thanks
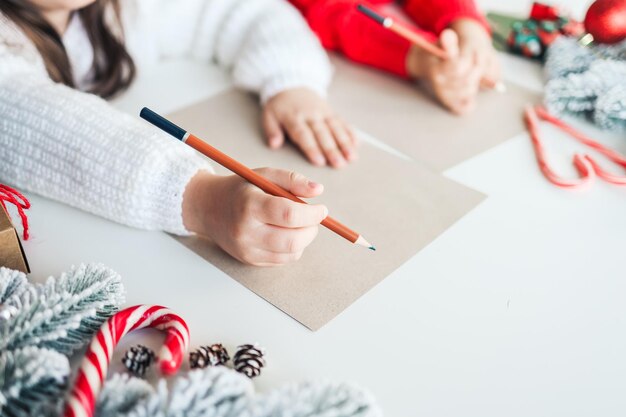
[140,107,375,251]
[357,4,506,93]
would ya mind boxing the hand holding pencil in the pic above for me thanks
[407,23,502,115]
[357,4,504,115]
[181,168,330,266]
[141,108,374,266]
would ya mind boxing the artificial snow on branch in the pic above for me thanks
[96,367,381,417]
[97,367,252,417]
[0,264,125,355]
[544,37,626,131]
[0,346,69,417]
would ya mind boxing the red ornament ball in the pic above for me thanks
[584,0,626,44]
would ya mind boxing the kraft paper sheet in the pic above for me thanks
[329,56,542,172]
[167,90,484,330]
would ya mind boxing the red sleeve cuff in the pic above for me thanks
[432,9,491,35]
[306,1,413,78]
[403,0,491,35]
[341,13,413,77]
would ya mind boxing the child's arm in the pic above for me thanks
[149,0,357,168]
[402,0,489,35]
[289,0,414,77]
[290,0,500,115]
[0,69,210,235]
[0,46,324,265]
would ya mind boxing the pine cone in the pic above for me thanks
[189,344,230,369]
[122,344,155,377]
[233,344,265,378]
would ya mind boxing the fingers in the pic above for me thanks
[432,58,481,115]
[255,194,328,228]
[256,167,324,198]
[242,225,318,266]
[258,224,319,255]
[262,108,284,149]
[430,31,491,115]
[327,116,358,160]
[439,29,459,59]
[283,117,326,166]
[480,55,502,90]
[308,119,347,168]
[282,114,357,168]
[242,248,306,267]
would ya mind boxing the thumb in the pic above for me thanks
[439,29,459,59]
[255,168,324,199]
[262,108,284,149]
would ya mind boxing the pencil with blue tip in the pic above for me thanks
[140,107,375,251]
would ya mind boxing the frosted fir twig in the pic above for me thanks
[0,346,70,417]
[0,263,125,355]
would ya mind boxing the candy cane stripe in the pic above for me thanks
[64,305,189,417]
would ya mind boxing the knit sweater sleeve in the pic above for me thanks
[150,0,333,103]
[0,40,213,235]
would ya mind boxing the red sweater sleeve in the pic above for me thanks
[288,0,490,79]
[290,0,412,77]
[402,0,490,35]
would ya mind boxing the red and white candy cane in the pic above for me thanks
[64,305,190,417]
[524,105,626,189]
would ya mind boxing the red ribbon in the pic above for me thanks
[0,184,30,240]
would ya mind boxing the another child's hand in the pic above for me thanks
[450,18,501,92]
[182,169,327,266]
[407,19,500,115]
[262,88,358,168]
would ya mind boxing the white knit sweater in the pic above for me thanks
[0,0,332,235]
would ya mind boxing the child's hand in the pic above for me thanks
[450,18,501,92]
[182,169,328,266]
[262,88,358,168]
[407,20,500,115]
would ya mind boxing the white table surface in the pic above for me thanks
[16,1,626,415]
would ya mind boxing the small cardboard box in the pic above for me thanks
[0,205,30,273]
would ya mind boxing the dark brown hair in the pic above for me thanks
[0,0,135,98]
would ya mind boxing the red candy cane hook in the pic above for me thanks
[534,106,626,185]
[0,184,30,240]
[64,305,190,417]
[525,105,626,188]
[524,106,594,189]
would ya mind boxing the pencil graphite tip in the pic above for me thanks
[355,235,375,250]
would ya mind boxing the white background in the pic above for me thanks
[13,0,626,415]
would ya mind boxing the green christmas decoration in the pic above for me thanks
[0,264,125,355]
[544,37,626,131]
[0,268,28,305]
[96,367,252,417]
[250,379,380,417]
[0,264,125,417]
[487,3,584,60]
[1,264,381,417]
[0,347,69,417]
[95,366,380,417]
